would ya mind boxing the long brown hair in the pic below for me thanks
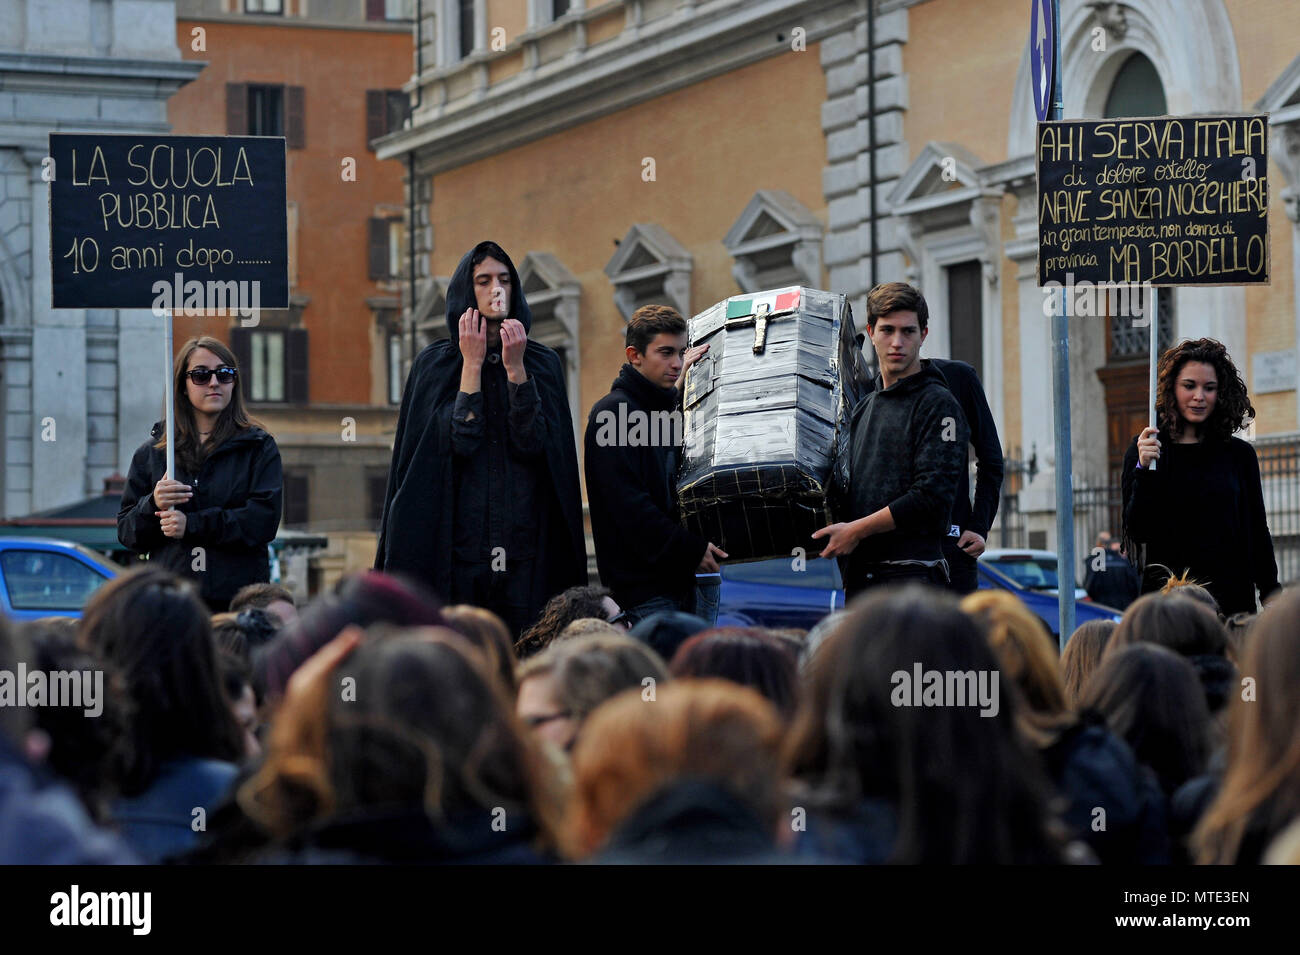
[1194,588,1300,863]
[1155,338,1253,443]
[155,336,263,476]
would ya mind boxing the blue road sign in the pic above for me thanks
[1030,0,1056,122]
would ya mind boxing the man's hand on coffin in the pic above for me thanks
[812,521,863,558]
[677,343,710,392]
[501,318,529,383]
[696,541,728,573]
[957,529,986,557]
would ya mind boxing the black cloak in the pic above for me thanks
[374,241,588,603]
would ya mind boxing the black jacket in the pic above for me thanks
[118,422,282,606]
[374,241,588,605]
[1082,549,1141,610]
[584,364,707,610]
[1041,712,1170,865]
[920,358,1003,539]
[841,360,968,581]
[1122,433,1279,615]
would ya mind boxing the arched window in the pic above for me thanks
[1103,53,1166,118]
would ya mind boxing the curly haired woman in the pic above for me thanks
[1121,338,1280,616]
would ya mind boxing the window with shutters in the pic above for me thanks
[248,86,283,136]
[458,0,476,58]
[235,328,309,404]
[368,216,403,281]
[245,0,283,13]
[366,468,389,524]
[283,471,310,527]
[388,332,403,405]
[249,330,286,403]
[365,90,410,149]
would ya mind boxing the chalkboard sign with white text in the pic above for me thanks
[1037,116,1270,287]
[49,133,288,309]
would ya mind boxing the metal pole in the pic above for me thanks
[1148,286,1159,471]
[164,308,175,494]
[1050,0,1074,646]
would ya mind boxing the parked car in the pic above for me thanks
[708,555,1121,637]
[978,548,1088,601]
[0,538,118,621]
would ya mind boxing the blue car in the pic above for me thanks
[0,538,119,621]
[709,556,1121,637]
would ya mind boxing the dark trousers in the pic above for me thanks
[941,537,980,595]
[844,562,950,603]
[451,558,538,638]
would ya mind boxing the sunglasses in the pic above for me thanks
[187,366,238,385]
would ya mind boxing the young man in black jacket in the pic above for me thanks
[815,283,968,599]
[584,305,724,626]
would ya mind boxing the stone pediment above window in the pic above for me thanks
[887,142,989,222]
[412,276,452,344]
[604,224,692,321]
[519,251,581,342]
[1257,53,1300,220]
[723,190,824,292]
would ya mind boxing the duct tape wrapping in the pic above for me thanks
[676,286,872,561]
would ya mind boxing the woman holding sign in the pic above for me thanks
[1121,338,1279,616]
[118,336,283,612]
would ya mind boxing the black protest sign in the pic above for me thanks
[1037,116,1269,287]
[49,134,288,309]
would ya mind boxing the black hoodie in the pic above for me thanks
[841,359,968,583]
[118,421,282,608]
[584,364,708,610]
[374,241,587,611]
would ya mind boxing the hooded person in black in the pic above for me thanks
[374,241,587,635]
[816,283,967,598]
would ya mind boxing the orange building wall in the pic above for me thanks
[168,21,412,405]
[428,44,830,478]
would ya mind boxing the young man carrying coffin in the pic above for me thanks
[814,283,968,599]
[584,305,724,627]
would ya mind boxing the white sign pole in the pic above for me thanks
[1149,287,1159,472]
[164,309,175,491]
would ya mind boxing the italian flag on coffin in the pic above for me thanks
[725,288,801,318]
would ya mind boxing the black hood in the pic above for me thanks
[444,241,532,343]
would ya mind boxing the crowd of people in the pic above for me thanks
[2,567,1298,865]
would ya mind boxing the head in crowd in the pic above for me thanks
[628,610,709,663]
[0,615,32,750]
[565,680,785,860]
[157,336,262,475]
[800,610,850,671]
[212,607,281,665]
[440,605,517,697]
[254,571,444,702]
[18,620,130,821]
[516,633,669,754]
[1158,571,1222,618]
[960,590,1073,747]
[625,304,688,390]
[1108,592,1233,713]
[558,618,623,641]
[515,585,623,658]
[229,582,298,627]
[240,628,561,852]
[1060,619,1116,709]
[78,568,243,795]
[764,628,808,662]
[784,586,1066,863]
[1222,611,1256,666]
[1154,337,1253,443]
[1080,643,1210,797]
[218,650,261,761]
[1195,588,1300,864]
[668,627,798,720]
